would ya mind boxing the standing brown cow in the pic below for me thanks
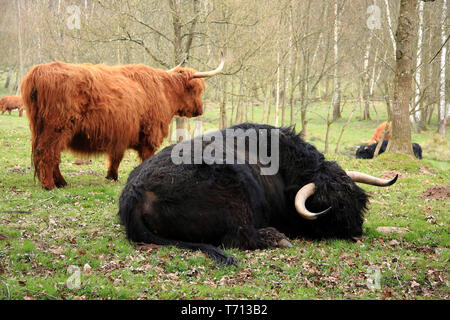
[0,96,24,116]
[20,55,224,190]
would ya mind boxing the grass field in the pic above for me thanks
[0,98,448,300]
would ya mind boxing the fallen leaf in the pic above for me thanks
[136,243,160,251]
[389,240,400,247]
[83,263,92,275]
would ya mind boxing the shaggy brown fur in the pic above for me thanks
[20,61,207,190]
[368,121,391,145]
[0,96,24,116]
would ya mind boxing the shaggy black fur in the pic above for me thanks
[356,140,422,159]
[118,123,370,265]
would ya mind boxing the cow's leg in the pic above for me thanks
[221,226,291,250]
[137,145,156,162]
[33,128,71,190]
[53,162,67,188]
[106,151,124,181]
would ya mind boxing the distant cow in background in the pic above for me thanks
[368,121,391,145]
[356,140,423,159]
[0,96,24,116]
[20,54,224,190]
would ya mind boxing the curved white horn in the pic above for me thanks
[346,171,398,186]
[192,52,225,78]
[294,183,331,220]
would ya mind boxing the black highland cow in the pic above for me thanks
[119,123,398,265]
[356,140,422,159]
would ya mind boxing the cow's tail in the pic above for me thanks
[118,185,237,266]
[20,65,45,176]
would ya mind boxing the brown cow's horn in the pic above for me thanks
[167,57,187,73]
[294,183,331,220]
[192,52,225,78]
[346,171,398,187]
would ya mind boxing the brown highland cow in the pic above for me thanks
[0,96,24,116]
[368,121,391,145]
[20,55,224,190]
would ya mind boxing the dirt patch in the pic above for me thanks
[381,170,404,180]
[7,165,31,174]
[420,184,450,201]
[419,167,434,175]
[376,226,410,236]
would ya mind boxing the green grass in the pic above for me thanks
[0,100,449,300]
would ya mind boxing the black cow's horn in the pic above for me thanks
[192,52,225,78]
[294,183,331,220]
[346,171,398,187]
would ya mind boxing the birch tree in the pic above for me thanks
[332,0,342,121]
[16,0,23,95]
[413,0,425,132]
[438,0,448,135]
[384,0,397,62]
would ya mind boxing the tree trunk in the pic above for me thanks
[4,68,11,89]
[362,35,373,121]
[261,85,268,123]
[281,67,287,126]
[235,78,243,124]
[386,0,415,156]
[413,1,425,132]
[384,0,397,62]
[169,0,200,141]
[438,0,447,135]
[220,78,228,129]
[334,107,355,154]
[16,0,24,95]
[332,0,341,121]
[383,82,393,120]
[275,51,281,126]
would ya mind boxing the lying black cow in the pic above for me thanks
[356,140,422,159]
[118,123,398,265]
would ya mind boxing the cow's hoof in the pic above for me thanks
[106,173,118,181]
[277,238,293,248]
[43,184,56,190]
[54,179,68,188]
[351,235,363,242]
